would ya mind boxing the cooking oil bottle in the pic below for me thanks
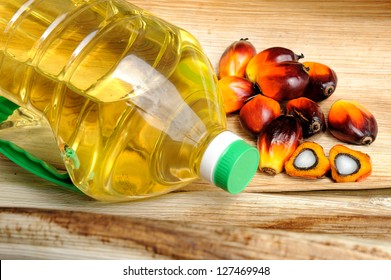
[0,0,259,201]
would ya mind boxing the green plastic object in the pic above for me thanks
[0,96,19,123]
[0,96,79,193]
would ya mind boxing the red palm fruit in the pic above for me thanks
[286,97,326,138]
[218,38,257,79]
[217,76,256,114]
[246,47,304,83]
[257,115,303,175]
[302,61,338,102]
[328,100,378,145]
[255,62,310,101]
[239,95,281,136]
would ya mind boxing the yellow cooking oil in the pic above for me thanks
[0,0,259,201]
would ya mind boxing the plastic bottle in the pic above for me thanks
[0,0,259,201]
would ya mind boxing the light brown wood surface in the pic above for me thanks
[1,0,391,259]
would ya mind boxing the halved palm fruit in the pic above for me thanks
[285,142,330,179]
[329,144,372,182]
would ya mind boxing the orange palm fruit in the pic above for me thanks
[328,100,378,145]
[239,95,281,136]
[255,62,310,101]
[286,97,326,138]
[217,76,256,113]
[285,142,330,179]
[218,38,257,79]
[257,115,303,175]
[329,144,372,182]
[302,61,338,102]
[246,47,304,83]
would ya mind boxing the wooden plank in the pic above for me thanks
[1,181,391,241]
[1,208,391,259]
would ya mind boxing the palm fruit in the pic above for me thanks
[246,47,304,83]
[255,62,310,101]
[239,94,281,136]
[257,115,303,175]
[286,97,326,138]
[329,144,372,182]
[328,100,378,145]
[218,38,257,79]
[302,61,338,102]
[285,142,330,179]
[217,76,256,113]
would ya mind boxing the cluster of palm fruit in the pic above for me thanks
[217,39,378,182]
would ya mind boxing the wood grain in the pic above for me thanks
[2,207,391,260]
[1,0,391,259]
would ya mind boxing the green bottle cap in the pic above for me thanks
[214,139,259,194]
[200,131,259,194]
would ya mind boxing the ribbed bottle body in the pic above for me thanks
[0,0,225,201]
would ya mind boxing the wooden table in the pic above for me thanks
[1,0,391,259]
